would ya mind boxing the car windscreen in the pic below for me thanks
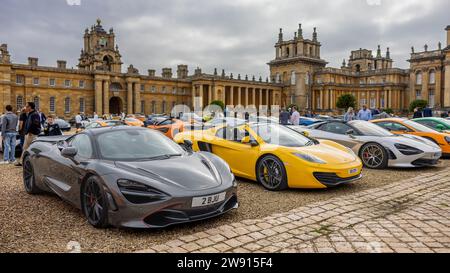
[349,120,394,136]
[97,129,184,161]
[250,124,312,147]
[403,120,437,133]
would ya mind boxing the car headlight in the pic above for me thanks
[117,179,169,204]
[394,144,423,156]
[445,136,450,144]
[293,153,327,164]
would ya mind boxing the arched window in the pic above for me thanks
[49,97,56,113]
[64,97,71,113]
[33,96,40,110]
[276,73,281,83]
[16,96,24,110]
[290,71,296,85]
[151,101,156,114]
[416,72,422,85]
[162,101,166,113]
[79,98,85,113]
[286,47,290,57]
[429,70,436,84]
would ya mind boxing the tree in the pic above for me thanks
[336,94,356,110]
[210,100,225,110]
[409,99,428,112]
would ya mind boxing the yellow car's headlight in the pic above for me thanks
[292,153,327,164]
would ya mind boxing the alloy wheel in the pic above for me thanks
[361,144,384,168]
[257,157,284,190]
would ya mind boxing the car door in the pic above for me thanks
[47,134,93,207]
[314,122,359,148]
[209,126,260,179]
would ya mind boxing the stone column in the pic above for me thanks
[259,89,263,107]
[230,86,234,106]
[199,84,204,107]
[127,81,133,114]
[103,81,109,115]
[376,91,380,109]
[252,88,256,106]
[208,85,213,105]
[95,79,103,115]
[245,87,249,106]
[238,87,242,106]
[134,82,141,114]
[435,69,442,107]
[266,89,270,106]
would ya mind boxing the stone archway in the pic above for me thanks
[109,96,123,115]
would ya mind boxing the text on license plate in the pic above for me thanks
[192,192,226,208]
[349,168,359,174]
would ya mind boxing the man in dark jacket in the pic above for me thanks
[279,108,290,125]
[43,115,62,136]
[16,102,41,166]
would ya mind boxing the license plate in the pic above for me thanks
[349,168,359,175]
[192,192,226,208]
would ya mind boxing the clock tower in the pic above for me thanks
[78,19,123,73]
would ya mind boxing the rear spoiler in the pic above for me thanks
[34,135,71,144]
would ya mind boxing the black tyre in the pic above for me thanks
[23,156,41,194]
[256,155,288,191]
[359,143,388,169]
[81,176,109,228]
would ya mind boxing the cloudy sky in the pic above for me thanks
[1,0,448,78]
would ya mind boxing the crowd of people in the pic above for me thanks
[0,102,62,165]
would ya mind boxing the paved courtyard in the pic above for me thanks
[139,170,450,253]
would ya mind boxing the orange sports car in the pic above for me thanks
[371,118,450,156]
[147,117,184,139]
[124,117,144,127]
[84,120,125,130]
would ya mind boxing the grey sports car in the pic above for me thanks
[22,126,238,229]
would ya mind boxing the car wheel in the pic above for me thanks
[23,157,41,194]
[256,155,288,191]
[359,143,388,169]
[81,176,109,228]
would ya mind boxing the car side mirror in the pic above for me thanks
[346,129,354,135]
[183,140,193,152]
[241,136,251,144]
[61,147,78,158]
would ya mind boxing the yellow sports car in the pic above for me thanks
[174,123,363,190]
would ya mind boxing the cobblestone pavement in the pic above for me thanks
[138,170,450,253]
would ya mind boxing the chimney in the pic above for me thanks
[28,57,38,67]
[162,68,172,78]
[177,64,188,79]
[57,60,67,69]
[148,69,156,77]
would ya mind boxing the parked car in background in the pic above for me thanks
[54,119,71,132]
[291,120,442,169]
[84,120,125,130]
[371,118,450,156]
[146,117,184,139]
[413,117,450,134]
[124,117,144,127]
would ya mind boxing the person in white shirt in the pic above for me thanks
[290,107,301,125]
[93,112,99,120]
[75,113,82,132]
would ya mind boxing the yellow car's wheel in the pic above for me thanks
[256,155,288,191]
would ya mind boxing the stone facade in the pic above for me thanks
[0,20,282,118]
[1,21,449,118]
[268,24,450,114]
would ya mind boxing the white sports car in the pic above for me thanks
[289,120,442,169]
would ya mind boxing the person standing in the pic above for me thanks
[37,109,46,129]
[290,107,301,125]
[423,106,432,118]
[413,107,423,119]
[75,112,82,132]
[93,112,99,120]
[18,107,27,149]
[15,102,41,166]
[344,107,356,122]
[357,105,373,121]
[43,115,63,136]
[279,108,290,125]
[1,105,19,164]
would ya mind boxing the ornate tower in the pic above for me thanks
[78,19,123,72]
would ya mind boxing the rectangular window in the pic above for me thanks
[33,77,39,85]
[151,86,156,93]
[79,80,85,88]
[16,75,25,85]
[370,98,376,109]
[429,90,435,107]
[49,78,56,86]
[380,98,385,108]
[172,87,177,94]
[162,86,166,93]
[140,84,145,91]
[65,80,71,87]
[49,97,55,113]
[79,98,85,113]
[415,90,421,99]
[65,98,71,113]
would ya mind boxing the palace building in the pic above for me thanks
[1,20,449,117]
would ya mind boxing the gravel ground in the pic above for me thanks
[0,159,449,253]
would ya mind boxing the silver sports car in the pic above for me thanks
[22,126,238,229]
[289,120,442,169]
